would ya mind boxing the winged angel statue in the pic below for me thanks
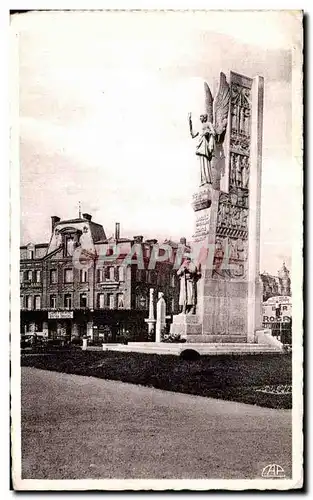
[188,72,230,187]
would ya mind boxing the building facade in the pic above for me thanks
[260,263,292,344]
[20,214,181,342]
[260,262,291,302]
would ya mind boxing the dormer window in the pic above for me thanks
[59,227,83,257]
[27,244,35,260]
[65,235,75,257]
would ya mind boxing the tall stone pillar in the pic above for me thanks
[155,292,166,342]
[145,288,156,339]
[247,75,264,341]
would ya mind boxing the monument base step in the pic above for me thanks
[102,342,282,356]
[186,335,247,343]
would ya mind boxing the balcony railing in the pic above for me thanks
[98,280,120,289]
[21,281,42,288]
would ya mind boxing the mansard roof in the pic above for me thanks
[55,218,106,242]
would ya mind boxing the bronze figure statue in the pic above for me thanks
[189,73,231,188]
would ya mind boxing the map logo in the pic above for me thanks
[261,464,286,478]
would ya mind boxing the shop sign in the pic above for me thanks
[48,311,74,319]
[265,296,291,305]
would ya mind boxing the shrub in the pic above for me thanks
[88,338,104,347]
[161,330,186,343]
[71,337,82,346]
[46,338,64,347]
[21,351,292,409]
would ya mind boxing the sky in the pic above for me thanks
[14,10,302,275]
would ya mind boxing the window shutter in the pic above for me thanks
[119,266,125,282]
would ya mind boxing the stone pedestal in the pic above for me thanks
[145,319,156,337]
[170,314,202,339]
[155,292,166,342]
[170,71,264,344]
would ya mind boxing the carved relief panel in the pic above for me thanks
[228,72,252,194]
[212,236,248,280]
[216,192,249,240]
[214,72,253,281]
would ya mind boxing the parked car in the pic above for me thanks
[20,335,32,348]
[44,338,66,347]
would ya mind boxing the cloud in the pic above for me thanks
[15,10,300,275]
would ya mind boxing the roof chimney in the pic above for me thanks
[133,235,143,243]
[115,222,120,240]
[82,213,92,222]
[51,216,61,231]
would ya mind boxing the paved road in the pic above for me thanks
[21,368,292,480]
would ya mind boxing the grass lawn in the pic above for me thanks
[21,349,292,409]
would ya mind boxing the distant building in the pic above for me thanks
[260,263,292,345]
[20,214,181,342]
[260,262,291,302]
[262,295,292,324]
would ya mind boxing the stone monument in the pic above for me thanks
[170,71,264,343]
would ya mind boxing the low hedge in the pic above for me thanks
[21,350,292,409]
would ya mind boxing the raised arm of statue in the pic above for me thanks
[188,112,199,139]
[177,262,187,277]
